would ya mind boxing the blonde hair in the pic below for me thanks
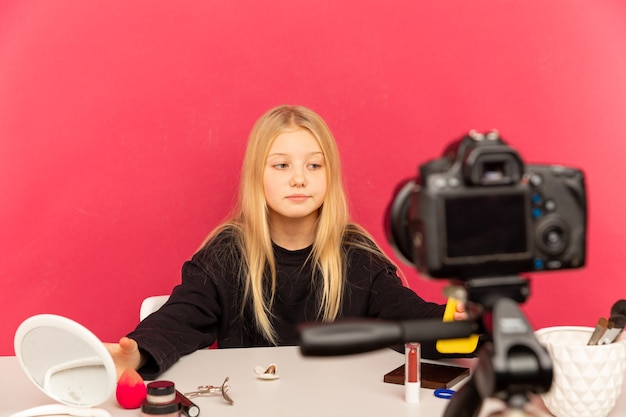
[202,105,395,344]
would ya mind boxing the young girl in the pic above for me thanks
[106,105,464,379]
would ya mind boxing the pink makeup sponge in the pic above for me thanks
[116,367,147,409]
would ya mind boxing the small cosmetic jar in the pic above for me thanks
[142,380,181,417]
[147,380,176,404]
[141,399,181,417]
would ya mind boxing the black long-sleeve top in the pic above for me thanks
[128,229,446,379]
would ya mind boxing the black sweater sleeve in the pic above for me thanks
[126,262,222,379]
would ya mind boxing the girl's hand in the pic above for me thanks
[103,337,143,381]
[453,302,468,321]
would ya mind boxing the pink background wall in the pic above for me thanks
[1,1,625,356]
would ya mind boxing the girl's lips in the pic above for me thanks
[286,194,309,201]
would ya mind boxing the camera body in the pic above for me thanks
[386,130,587,279]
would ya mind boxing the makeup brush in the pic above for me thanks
[587,317,609,345]
[590,300,626,345]
[606,300,626,344]
[598,313,626,345]
[611,300,626,319]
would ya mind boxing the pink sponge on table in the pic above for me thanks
[116,367,147,409]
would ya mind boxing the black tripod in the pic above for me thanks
[441,275,553,417]
[298,275,553,417]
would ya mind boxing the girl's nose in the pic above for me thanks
[290,169,306,187]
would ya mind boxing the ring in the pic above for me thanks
[434,389,455,399]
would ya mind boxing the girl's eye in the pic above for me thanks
[308,163,323,170]
[274,163,288,169]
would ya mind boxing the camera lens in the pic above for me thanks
[535,217,569,256]
[384,179,417,266]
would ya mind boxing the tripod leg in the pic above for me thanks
[443,373,483,417]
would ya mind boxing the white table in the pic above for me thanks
[2,346,625,416]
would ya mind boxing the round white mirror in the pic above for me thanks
[12,314,116,417]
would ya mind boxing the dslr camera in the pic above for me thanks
[386,130,587,279]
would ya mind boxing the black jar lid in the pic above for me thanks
[147,380,176,396]
[141,398,181,415]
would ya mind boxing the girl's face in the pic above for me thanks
[263,128,327,227]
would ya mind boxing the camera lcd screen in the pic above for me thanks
[444,194,528,258]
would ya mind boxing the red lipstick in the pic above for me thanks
[405,342,420,402]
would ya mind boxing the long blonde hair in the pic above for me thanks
[203,105,391,344]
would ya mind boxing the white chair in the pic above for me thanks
[139,295,170,321]
[140,294,219,349]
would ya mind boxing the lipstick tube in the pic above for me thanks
[405,342,420,403]
[176,390,200,417]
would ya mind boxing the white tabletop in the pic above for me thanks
[2,346,625,416]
